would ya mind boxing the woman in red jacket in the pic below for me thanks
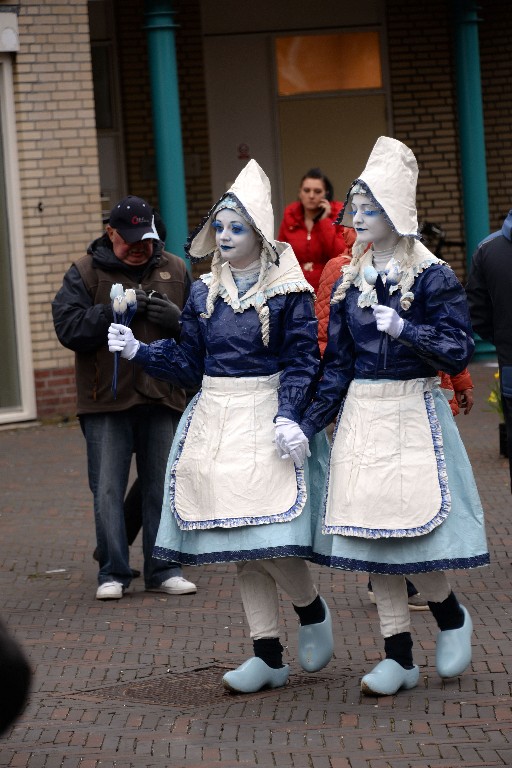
[278,168,354,293]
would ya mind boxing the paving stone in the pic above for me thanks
[1,362,512,767]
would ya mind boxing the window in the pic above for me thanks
[275,31,382,97]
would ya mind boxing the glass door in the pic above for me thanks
[274,30,390,207]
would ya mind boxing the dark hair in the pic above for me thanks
[300,168,334,202]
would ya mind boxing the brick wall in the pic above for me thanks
[479,2,512,232]
[10,0,512,421]
[386,0,465,276]
[24,0,212,420]
[115,0,158,211]
[35,366,76,420]
[116,0,212,238]
[386,0,512,279]
[7,0,102,415]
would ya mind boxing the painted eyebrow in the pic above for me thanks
[213,218,247,225]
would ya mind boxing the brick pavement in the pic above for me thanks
[0,360,511,767]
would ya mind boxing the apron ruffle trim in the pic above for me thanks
[169,392,307,530]
[200,273,314,314]
[321,389,451,538]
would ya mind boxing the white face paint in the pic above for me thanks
[349,193,400,251]
[212,209,261,268]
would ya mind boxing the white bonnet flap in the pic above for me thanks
[186,159,279,262]
[340,136,420,238]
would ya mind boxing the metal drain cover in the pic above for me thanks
[73,664,331,708]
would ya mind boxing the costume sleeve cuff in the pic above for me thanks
[133,341,149,362]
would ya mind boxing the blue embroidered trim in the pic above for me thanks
[153,544,313,566]
[310,551,490,574]
[169,392,307,530]
[322,389,452,538]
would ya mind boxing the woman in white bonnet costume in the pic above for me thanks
[108,160,333,694]
[297,137,489,696]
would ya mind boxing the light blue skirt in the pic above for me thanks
[153,393,330,566]
[311,384,490,575]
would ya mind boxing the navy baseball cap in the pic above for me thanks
[108,196,159,243]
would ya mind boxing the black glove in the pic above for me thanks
[146,292,181,336]
[135,289,149,315]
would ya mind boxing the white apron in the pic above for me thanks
[171,373,306,530]
[324,378,451,538]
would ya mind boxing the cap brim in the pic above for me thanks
[116,227,159,243]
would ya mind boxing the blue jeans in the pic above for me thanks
[500,370,512,492]
[81,406,182,588]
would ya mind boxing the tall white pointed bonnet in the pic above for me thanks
[339,136,420,238]
[186,159,280,263]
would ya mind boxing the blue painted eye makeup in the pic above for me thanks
[212,221,247,234]
[348,208,382,217]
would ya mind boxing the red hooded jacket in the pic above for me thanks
[277,200,354,292]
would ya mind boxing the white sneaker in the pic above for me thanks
[96,581,124,600]
[147,576,197,595]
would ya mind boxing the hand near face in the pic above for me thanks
[316,198,332,220]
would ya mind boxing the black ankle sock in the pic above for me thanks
[293,595,325,626]
[384,632,414,669]
[253,637,284,669]
[428,590,464,631]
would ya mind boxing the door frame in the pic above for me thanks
[0,54,36,424]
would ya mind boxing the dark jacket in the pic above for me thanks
[135,277,320,424]
[301,263,474,437]
[52,235,190,415]
[466,211,512,367]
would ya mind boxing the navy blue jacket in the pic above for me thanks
[135,278,320,423]
[301,263,474,437]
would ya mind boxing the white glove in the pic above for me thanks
[108,323,140,360]
[274,417,311,468]
[372,305,404,338]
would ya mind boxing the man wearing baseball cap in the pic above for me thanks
[108,195,160,243]
[52,195,197,600]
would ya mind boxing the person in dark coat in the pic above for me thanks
[466,210,512,490]
[52,196,196,600]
